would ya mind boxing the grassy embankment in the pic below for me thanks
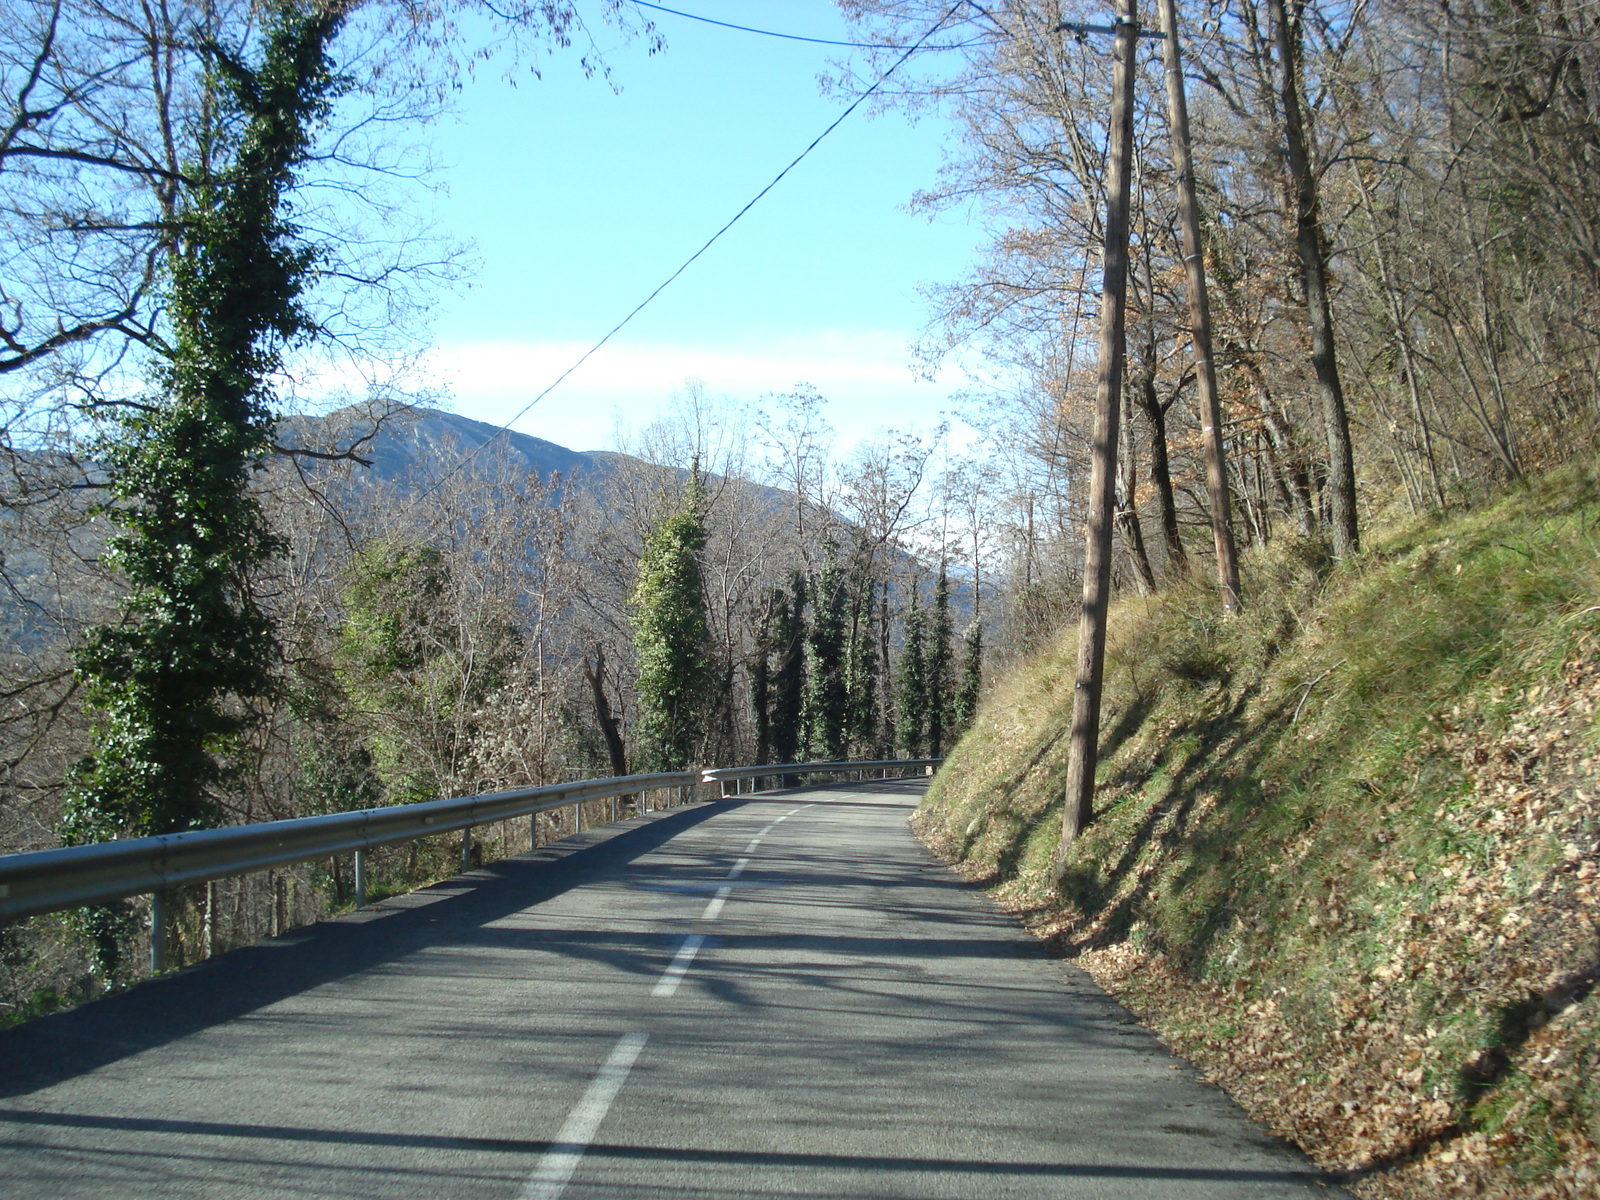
[921,464,1600,1198]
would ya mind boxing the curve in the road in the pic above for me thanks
[0,780,1348,1199]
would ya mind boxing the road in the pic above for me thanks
[0,780,1346,1198]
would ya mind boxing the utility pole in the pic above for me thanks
[1060,0,1139,853]
[1157,0,1241,611]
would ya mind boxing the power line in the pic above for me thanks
[629,1,984,51]
[410,1,967,506]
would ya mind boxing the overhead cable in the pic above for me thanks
[410,1,968,504]
[629,1,985,51]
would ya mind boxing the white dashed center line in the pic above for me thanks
[520,1032,648,1200]
[651,935,705,998]
[533,799,825,1195]
[701,885,732,921]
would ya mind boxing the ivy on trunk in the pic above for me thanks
[62,2,347,969]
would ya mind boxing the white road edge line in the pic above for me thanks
[519,1032,648,1200]
[701,885,732,920]
[651,934,705,998]
[726,857,750,880]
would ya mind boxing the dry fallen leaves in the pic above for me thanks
[916,646,1600,1200]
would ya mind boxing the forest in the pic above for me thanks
[0,0,993,1003]
[0,0,1596,1076]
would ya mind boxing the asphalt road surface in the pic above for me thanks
[0,780,1347,1198]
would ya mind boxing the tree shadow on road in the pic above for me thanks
[0,802,733,1098]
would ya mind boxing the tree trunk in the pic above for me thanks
[583,644,628,778]
[1257,381,1317,539]
[1133,364,1187,575]
[1270,0,1359,556]
[1157,0,1239,608]
[1351,167,1445,509]
[1118,384,1157,595]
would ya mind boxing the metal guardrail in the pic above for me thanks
[703,759,944,797]
[0,772,694,945]
[0,758,942,972]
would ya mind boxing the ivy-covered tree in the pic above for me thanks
[877,584,897,754]
[927,564,954,756]
[768,571,807,769]
[897,587,928,758]
[335,538,519,807]
[56,1,348,977]
[63,3,346,849]
[843,540,881,757]
[802,541,849,761]
[632,468,711,771]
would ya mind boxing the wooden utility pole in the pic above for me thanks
[1060,0,1139,852]
[1157,0,1241,611]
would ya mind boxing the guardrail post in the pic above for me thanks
[576,801,585,833]
[354,850,366,908]
[150,889,171,974]
[204,880,216,958]
[460,827,473,874]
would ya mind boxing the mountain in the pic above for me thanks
[305,407,808,525]
[282,406,615,489]
[354,409,607,485]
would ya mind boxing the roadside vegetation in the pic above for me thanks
[919,463,1600,1198]
[0,2,980,1018]
[5,15,1600,1191]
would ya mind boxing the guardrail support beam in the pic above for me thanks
[460,827,473,874]
[354,850,366,908]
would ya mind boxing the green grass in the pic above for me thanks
[923,462,1600,1188]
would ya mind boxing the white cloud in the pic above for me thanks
[419,331,970,451]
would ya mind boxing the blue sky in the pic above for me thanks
[398,1,983,453]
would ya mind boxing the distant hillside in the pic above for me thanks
[290,406,826,538]
[372,410,622,484]
[284,407,614,487]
